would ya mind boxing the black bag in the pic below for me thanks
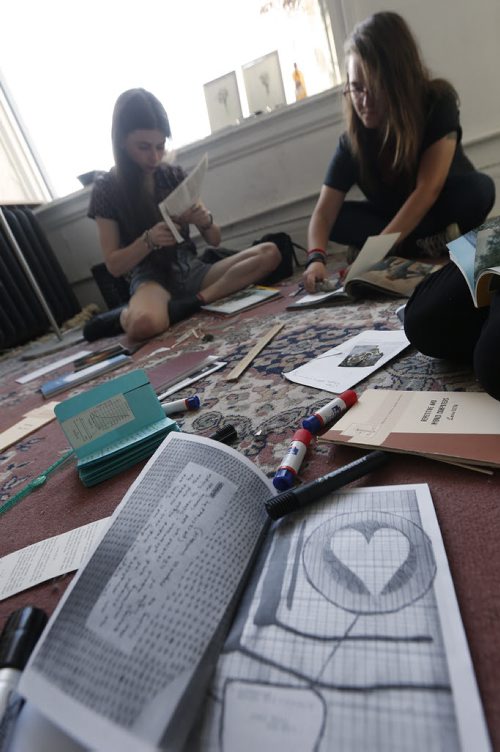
[253,232,306,285]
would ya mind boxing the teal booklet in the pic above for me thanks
[54,370,178,486]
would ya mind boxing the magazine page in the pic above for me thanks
[344,233,400,285]
[347,256,439,298]
[18,433,275,752]
[448,216,500,307]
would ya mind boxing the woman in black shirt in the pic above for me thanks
[303,11,494,293]
[86,89,280,341]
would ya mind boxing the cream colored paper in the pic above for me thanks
[0,402,59,452]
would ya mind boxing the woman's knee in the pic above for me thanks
[124,307,169,340]
[260,241,281,270]
[473,292,500,400]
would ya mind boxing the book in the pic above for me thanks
[320,388,500,468]
[283,330,410,394]
[158,153,208,243]
[200,285,280,315]
[288,233,439,309]
[447,215,500,307]
[54,369,178,486]
[145,351,226,396]
[40,353,132,398]
[17,433,490,751]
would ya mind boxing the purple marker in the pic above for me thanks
[273,428,313,491]
[302,389,357,434]
[161,395,201,415]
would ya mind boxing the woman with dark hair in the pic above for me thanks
[86,88,280,341]
[303,11,495,293]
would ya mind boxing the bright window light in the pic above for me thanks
[2,0,339,198]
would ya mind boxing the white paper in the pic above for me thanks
[158,154,209,243]
[18,433,274,752]
[16,351,91,384]
[191,484,491,752]
[0,518,110,601]
[283,329,409,394]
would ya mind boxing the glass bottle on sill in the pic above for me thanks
[292,62,307,101]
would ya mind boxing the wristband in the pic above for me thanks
[307,247,326,256]
[306,252,327,268]
[142,230,160,251]
[200,212,214,231]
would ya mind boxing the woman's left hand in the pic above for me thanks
[177,203,212,230]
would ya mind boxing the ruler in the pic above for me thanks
[225,323,285,382]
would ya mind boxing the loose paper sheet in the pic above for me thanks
[0,403,59,453]
[0,518,110,601]
[283,330,409,394]
[16,351,91,384]
[158,154,209,242]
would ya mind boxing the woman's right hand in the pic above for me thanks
[303,261,327,293]
[147,221,179,249]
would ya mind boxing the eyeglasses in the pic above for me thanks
[343,83,371,100]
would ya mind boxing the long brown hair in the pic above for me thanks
[343,12,458,190]
[110,88,171,240]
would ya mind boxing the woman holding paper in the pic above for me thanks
[86,88,280,341]
[303,11,495,293]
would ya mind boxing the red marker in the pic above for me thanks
[273,428,313,491]
[302,390,357,434]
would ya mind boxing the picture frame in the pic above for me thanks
[242,50,286,115]
[203,71,243,134]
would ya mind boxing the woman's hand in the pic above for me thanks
[177,203,212,230]
[303,261,327,293]
[147,221,179,248]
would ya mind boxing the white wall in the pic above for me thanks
[33,0,500,309]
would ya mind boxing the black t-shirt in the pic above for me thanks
[87,163,190,247]
[324,88,475,206]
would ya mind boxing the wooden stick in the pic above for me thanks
[225,323,285,382]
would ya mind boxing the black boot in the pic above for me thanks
[83,307,125,342]
[168,296,202,325]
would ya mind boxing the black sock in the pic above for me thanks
[168,296,202,325]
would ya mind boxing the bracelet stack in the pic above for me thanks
[306,248,326,268]
[142,230,159,252]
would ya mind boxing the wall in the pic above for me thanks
[34,0,500,310]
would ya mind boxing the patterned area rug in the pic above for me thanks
[0,267,499,747]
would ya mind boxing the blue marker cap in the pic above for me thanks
[273,468,296,491]
[186,395,201,410]
[302,415,322,434]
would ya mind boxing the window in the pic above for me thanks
[1,0,341,199]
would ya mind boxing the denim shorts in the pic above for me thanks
[129,244,211,298]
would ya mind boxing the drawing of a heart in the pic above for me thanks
[330,527,410,596]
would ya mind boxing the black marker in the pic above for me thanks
[265,450,389,520]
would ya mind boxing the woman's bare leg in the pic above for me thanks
[121,282,171,341]
[200,242,281,303]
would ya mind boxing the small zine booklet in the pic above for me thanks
[54,369,178,486]
[288,233,439,309]
[201,285,280,315]
[447,214,500,307]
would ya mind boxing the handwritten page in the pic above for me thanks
[19,433,274,752]
[283,330,409,393]
[0,518,110,601]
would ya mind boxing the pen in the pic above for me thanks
[265,450,389,520]
[302,389,357,434]
[161,395,201,415]
[0,607,47,719]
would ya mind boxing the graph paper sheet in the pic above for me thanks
[190,484,491,752]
